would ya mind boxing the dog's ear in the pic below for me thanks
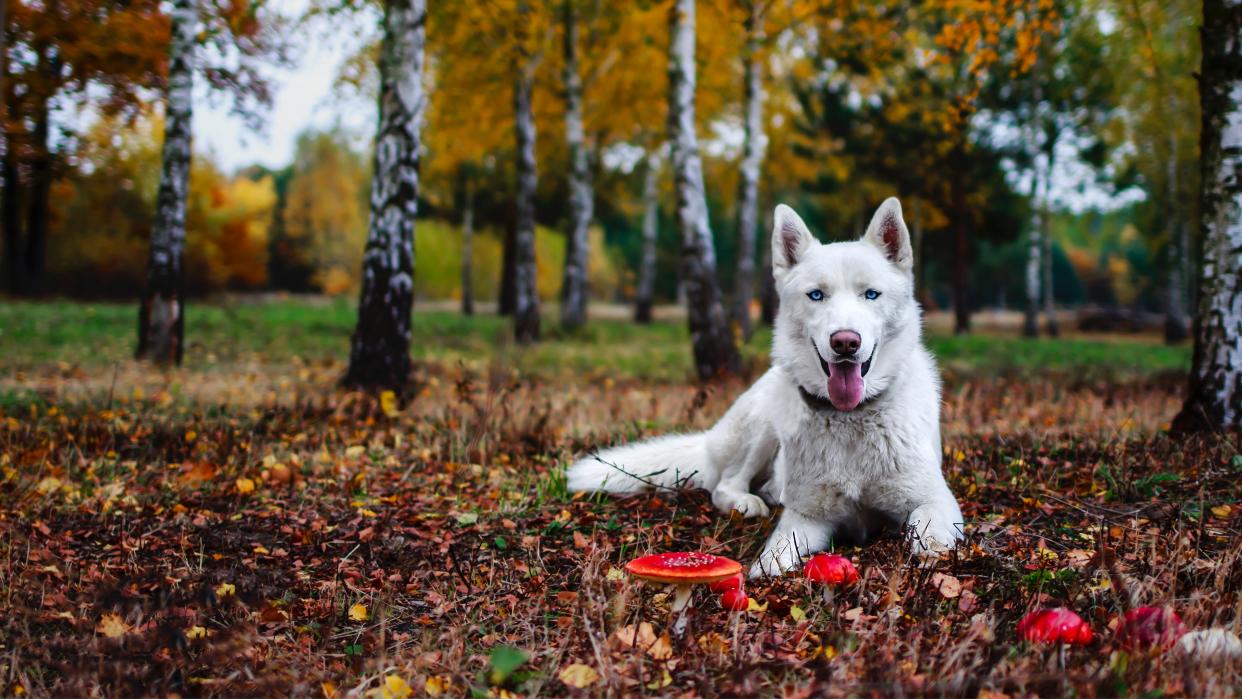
[863,197,913,272]
[772,204,815,277]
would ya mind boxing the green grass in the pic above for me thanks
[0,298,1191,380]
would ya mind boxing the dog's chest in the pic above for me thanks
[774,405,900,510]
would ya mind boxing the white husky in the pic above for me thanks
[567,198,963,578]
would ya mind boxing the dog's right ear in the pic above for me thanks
[772,204,815,278]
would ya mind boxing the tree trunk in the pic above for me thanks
[2,146,20,296]
[136,0,196,365]
[911,198,926,307]
[951,139,971,335]
[1023,177,1043,338]
[1164,137,1190,343]
[512,0,541,344]
[1039,154,1058,337]
[23,51,55,295]
[731,0,764,341]
[759,205,777,325]
[667,0,740,379]
[344,0,425,391]
[1173,0,1242,432]
[559,0,592,330]
[635,149,660,324]
[461,167,475,315]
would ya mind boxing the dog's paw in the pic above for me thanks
[748,541,803,579]
[712,488,770,519]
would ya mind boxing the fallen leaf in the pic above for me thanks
[235,477,255,495]
[1211,504,1232,518]
[215,582,236,597]
[746,597,768,613]
[96,613,130,638]
[789,605,806,622]
[647,633,674,660]
[424,676,450,696]
[646,669,672,690]
[380,390,399,418]
[186,625,208,639]
[931,573,962,598]
[558,663,599,688]
[349,603,369,622]
[613,622,658,649]
[379,674,411,699]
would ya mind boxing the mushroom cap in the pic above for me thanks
[1018,607,1093,645]
[804,554,859,585]
[1116,606,1185,650]
[719,589,749,612]
[625,552,743,585]
[709,572,744,593]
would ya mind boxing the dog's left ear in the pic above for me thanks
[863,197,913,272]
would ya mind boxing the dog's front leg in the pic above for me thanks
[748,509,832,579]
[905,493,963,558]
[710,428,777,519]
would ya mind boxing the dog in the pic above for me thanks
[567,198,963,578]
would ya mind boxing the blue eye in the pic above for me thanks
[864,289,881,300]
[807,289,824,302]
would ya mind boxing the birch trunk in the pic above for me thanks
[461,167,475,316]
[136,0,195,364]
[1175,0,1242,431]
[1040,158,1058,337]
[560,0,592,330]
[344,0,425,390]
[1164,138,1190,343]
[512,0,541,343]
[759,205,777,325]
[635,150,660,324]
[731,0,764,340]
[1023,172,1043,338]
[668,0,740,378]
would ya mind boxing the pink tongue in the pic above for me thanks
[827,362,864,411]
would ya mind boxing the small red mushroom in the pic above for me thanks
[709,572,744,593]
[804,554,859,585]
[626,552,743,633]
[1116,606,1185,650]
[719,589,749,612]
[1018,608,1094,645]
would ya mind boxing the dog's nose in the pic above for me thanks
[830,330,861,356]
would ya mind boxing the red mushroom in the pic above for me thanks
[1017,608,1094,645]
[719,589,749,612]
[1116,606,1185,651]
[626,552,743,633]
[804,554,859,585]
[709,572,744,593]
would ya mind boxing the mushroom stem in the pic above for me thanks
[670,584,693,635]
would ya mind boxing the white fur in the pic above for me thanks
[567,198,964,578]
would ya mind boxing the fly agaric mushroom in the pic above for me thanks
[626,552,742,633]
[804,554,859,585]
[709,572,744,593]
[1116,606,1185,651]
[719,588,749,612]
[1017,608,1094,645]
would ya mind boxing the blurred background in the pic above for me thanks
[0,0,1200,340]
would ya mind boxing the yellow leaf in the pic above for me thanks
[954,450,966,462]
[558,663,599,688]
[96,613,131,638]
[647,633,673,660]
[746,597,768,613]
[253,545,270,555]
[235,477,255,494]
[1211,504,1232,518]
[645,669,672,690]
[789,605,806,622]
[349,603,369,622]
[215,582,236,597]
[320,681,336,698]
[380,391,399,417]
[380,675,411,699]
[345,445,366,459]
[36,477,62,495]
[357,508,378,518]
[424,676,450,696]
[186,625,208,639]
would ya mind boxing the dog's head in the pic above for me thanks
[770,198,918,411]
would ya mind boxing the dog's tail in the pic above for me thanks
[566,433,711,494]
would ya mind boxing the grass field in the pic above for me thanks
[2,297,1239,697]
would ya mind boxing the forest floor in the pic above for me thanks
[1,298,1239,697]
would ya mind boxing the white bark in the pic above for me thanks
[668,0,739,378]
[635,149,661,323]
[513,0,541,343]
[345,0,425,389]
[138,0,196,364]
[560,0,592,329]
[1177,0,1242,430]
[732,0,765,340]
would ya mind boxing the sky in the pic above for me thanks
[192,0,376,173]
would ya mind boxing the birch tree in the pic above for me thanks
[512,0,541,343]
[668,0,740,378]
[136,0,196,364]
[1173,0,1242,431]
[635,149,661,324]
[560,0,592,330]
[344,0,425,390]
[732,0,766,340]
